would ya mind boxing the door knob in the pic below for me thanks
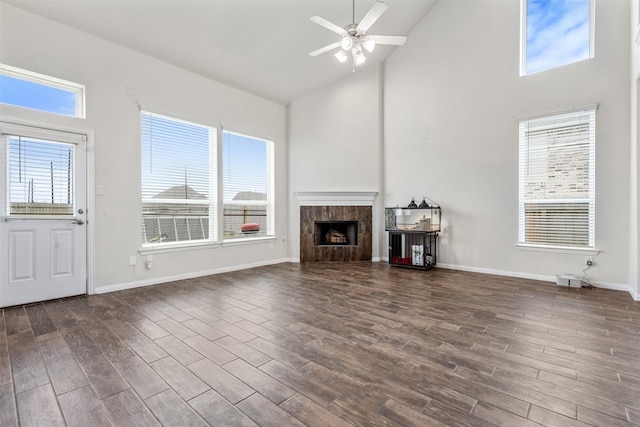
[72,219,85,225]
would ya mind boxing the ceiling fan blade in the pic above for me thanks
[310,16,348,36]
[368,35,407,46]
[356,1,388,33]
[309,42,342,57]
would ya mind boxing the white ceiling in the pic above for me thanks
[4,0,437,105]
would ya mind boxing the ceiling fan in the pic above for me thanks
[309,0,407,70]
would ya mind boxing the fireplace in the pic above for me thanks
[300,205,371,262]
[315,221,358,246]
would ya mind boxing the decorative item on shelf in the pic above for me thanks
[418,197,429,208]
[407,197,418,208]
[417,215,431,230]
[411,245,424,266]
[391,255,412,265]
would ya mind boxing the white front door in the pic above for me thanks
[0,123,87,307]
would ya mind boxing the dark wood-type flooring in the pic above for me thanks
[1,262,640,426]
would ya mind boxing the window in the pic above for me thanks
[0,64,85,118]
[222,130,274,240]
[140,111,275,247]
[5,135,76,216]
[141,111,217,244]
[518,106,596,249]
[521,0,594,75]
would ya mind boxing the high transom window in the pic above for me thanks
[520,0,594,75]
[0,64,85,118]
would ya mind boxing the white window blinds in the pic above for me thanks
[518,107,596,249]
[222,130,274,240]
[6,136,75,216]
[141,111,217,244]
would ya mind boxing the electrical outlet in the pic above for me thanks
[129,256,137,266]
[585,256,594,266]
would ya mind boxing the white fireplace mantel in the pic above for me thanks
[296,191,378,206]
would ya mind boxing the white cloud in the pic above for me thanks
[526,0,591,74]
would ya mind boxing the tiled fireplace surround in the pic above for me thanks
[297,192,376,262]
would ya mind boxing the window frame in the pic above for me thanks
[0,63,86,118]
[2,123,86,221]
[221,129,275,242]
[517,105,597,252]
[519,0,596,76]
[140,110,217,248]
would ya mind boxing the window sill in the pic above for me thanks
[139,241,221,255]
[222,236,276,247]
[517,243,599,256]
[139,236,276,255]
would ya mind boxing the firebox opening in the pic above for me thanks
[314,221,358,246]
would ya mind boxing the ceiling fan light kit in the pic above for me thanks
[335,50,349,63]
[309,0,407,71]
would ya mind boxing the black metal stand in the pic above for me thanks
[388,230,438,270]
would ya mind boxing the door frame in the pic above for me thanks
[0,118,95,297]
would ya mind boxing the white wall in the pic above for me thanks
[0,3,289,292]
[288,65,383,260]
[631,0,640,300]
[384,0,631,289]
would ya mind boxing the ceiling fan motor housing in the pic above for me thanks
[342,24,368,52]
[345,23,359,36]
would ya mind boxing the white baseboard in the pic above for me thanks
[290,258,381,263]
[94,258,291,295]
[436,262,632,297]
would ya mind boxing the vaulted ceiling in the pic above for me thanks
[3,0,438,105]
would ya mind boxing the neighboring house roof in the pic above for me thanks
[154,185,207,199]
[232,191,266,201]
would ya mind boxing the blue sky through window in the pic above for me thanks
[223,131,268,203]
[526,0,591,74]
[0,75,77,116]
